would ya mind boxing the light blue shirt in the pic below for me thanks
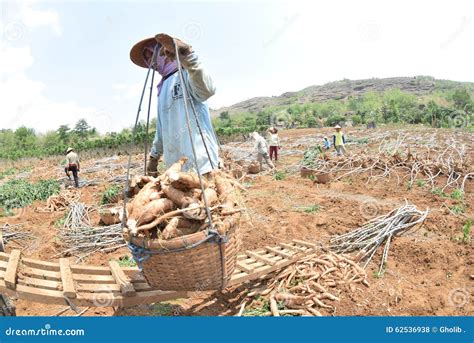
[150,53,219,174]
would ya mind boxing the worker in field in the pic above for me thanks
[251,131,275,171]
[322,136,331,150]
[130,33,219,177]
[332,125,347,155]
[267,127,280,162]
[64,147,80,187]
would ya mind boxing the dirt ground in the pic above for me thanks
[1,126,473,317]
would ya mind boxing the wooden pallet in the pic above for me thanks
[0,240,316,308]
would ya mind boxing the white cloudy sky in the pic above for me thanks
[1,0,473,133]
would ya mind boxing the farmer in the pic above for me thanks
[322,136,331,150]
[251,131,275,171]
[64,147,80,187]
[332,124,347,155]
[130,33,219,177]
[267,127,280,162]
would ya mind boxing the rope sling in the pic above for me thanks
[122,40,228,288]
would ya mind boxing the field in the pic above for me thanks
[0,126,472,317]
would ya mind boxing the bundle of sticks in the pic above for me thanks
[302,142,472,191]
[239,252,368,317]
[0,223,36,249]
[55,202,125,262]
[330,203,428,274]
[36,190,81,212]
[124,157,243,240]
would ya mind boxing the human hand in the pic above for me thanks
[154,33,193,60]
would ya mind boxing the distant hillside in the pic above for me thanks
[212,76,474,116]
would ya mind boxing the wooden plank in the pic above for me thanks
[246,251,276,266]
[235,261,255,274]
[59,258,76,299]
[70,264,111,275]
[292,239,317,249]
[0,279,187,307]
[22,257,59,271]
[18,276,60,291]
[21,266,61,281]
[73,274,116,284]
[265,246,293,258]
[228,251,308,286]
[76,282,151,293]
[280,243,306,252]
[0,252,9,262]
[108,260,136,297]
[5,249,21,290]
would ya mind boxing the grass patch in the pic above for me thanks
[100,184,122,205]
[295,204,321,214]
[0,168,17,180]
[116,255,137,267]
[431,187,447,197]
[150,303,175,316]
[416,180,426,187]
[0,179,60,215]
[54,214,67,228]
[450,188,464,200]
[449,204,465,215]
[462,219,472,244]
[273,170,287,181]
[243,298,270,316]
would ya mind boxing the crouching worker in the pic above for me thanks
[64,147,80,187]
[251,132,275,171]
[130,33,219,176]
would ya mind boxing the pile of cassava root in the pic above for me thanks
[239,251,369,317]
[124,157,244,240]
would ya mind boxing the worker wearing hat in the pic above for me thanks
[64,147,80,187]
[332,124,347,155]
[130,33,219,176]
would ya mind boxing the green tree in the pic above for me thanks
[219,111,230,120]
[74,119,91,138]
[57,125,71,143]
[14,126,36,150]
[452,88,472,111]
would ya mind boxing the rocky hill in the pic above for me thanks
[211,76,474,116]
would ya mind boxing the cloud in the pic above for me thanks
[0,1,98,133]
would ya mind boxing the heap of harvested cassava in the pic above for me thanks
[124,157,242,240]
[240,252,369,317]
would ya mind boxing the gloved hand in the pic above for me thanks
[155,33,193,61]
[147,155,159,177]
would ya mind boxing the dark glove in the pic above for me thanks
[155,33,193,61]
[147,155,159,177]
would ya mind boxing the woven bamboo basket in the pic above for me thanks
[125,214,241,291]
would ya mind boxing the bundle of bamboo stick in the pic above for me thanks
[124,157,243,240]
